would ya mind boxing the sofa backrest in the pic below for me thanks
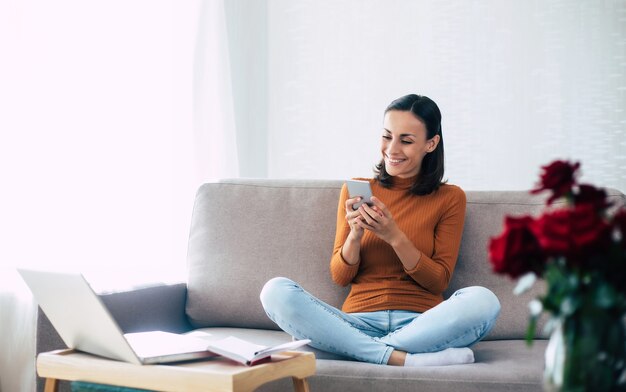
[185,179,625,340]
[186,180,345,331]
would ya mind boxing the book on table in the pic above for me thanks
[205,336,311,366]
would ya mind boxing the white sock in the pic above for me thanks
[403,347,475,367]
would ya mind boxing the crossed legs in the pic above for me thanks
[260,277,500,365]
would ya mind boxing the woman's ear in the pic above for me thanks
[427,135,441,153]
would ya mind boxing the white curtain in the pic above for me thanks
[264,0,626,192]
[0,0,238,390]
[194,0,239,181]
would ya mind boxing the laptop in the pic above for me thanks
[18,268,216,365]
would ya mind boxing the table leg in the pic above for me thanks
[44,378,59,392]
[292,377,310,392]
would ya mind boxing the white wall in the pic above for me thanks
[264,0,626,191]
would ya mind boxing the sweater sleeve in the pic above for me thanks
[404,187,467,294]
[329,184,360,286]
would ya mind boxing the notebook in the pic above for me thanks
[18,268,216,365]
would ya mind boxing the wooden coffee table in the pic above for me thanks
[38,349,316,392]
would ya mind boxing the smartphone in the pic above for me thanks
[346,180,374,210]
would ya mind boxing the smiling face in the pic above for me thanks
[381,110,440,179]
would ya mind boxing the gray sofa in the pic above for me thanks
[35,179,626,391]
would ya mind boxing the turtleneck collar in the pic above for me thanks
[390,175,417,190]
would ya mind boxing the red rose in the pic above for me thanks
[489,216,545,278]
[573,184,611,211]
[531,160,580,204]
[532,204,611,265]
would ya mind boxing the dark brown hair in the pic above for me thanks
[374,94,445,195]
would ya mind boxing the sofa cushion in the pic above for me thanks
[190,326,547,392]
[445,189,625,339]
[297,339,548,392]
[186,180,348,330]
[445,191,548,340]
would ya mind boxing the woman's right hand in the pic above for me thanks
[339,196,364,265]
[345,196,365,241]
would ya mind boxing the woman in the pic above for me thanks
[260,94,500,366]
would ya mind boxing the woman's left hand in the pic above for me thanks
[355,196,402,244]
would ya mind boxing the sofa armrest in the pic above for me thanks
[99,282,192,334]
[35,282,191,392]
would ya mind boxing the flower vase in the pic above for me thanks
[543,310,626,391]
[544,320,565,391]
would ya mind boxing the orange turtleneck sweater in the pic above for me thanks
[330,176,466,313]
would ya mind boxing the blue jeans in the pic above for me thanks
[260,277,501,364]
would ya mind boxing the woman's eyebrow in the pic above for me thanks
[383,128,416,138]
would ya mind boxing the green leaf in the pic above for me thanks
[594,283,616,308]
